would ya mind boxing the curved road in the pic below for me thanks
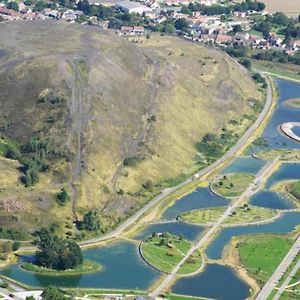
[79,76,273,248]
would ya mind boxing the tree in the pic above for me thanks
[12,241,21,251]
[232,24,242,33]
[35,228,83,270]
[175,18,189,32]
[240,58,251,70]
[82,210,101,231]
[33,0,47,12]
[41,287,72,300]
[7,1,19,10]
[56,189,69,206]
[25,296,36,300]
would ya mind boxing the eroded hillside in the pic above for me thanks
[0,21,262,236]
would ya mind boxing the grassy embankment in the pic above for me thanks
[239,235,293,286]
[210,172,255,198]
[180,205,278,225]
[140,234,202,275]
[21,260,100,275]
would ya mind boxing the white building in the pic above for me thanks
[116,1,152,14]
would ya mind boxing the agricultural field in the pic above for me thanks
[239,235,293,285]
[140,234,202,274]
[211,172,255,198]
[180,205,277,225]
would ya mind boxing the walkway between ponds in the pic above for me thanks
[150,157,280,297]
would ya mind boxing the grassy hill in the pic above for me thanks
[0,21,262,237]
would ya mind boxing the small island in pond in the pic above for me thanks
[140,232,202,275]
[21,228,100,275]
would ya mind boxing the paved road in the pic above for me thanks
[150,156,280,297]
[79,76,273,247]
[256,235,300,300]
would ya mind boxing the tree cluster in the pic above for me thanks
[35,228,83,270]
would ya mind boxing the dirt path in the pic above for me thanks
[68,59,91,220]
[111,55,161,192]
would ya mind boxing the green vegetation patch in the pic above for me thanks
[239,235,293,285]
[255,149,300,161]
[140,233,202,274]
[180,205,277,225]
[287,181,300,201]
[211,172,254,198]
[21,260,100,275]
[284,98,300,108]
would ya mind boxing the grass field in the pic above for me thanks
[180,205,277,225]
[252,60,300,82]
[21,260,100,275]
[211,172,254,198]
[260,0,300,16]
[239,235,293,285]
[140,234,202,274]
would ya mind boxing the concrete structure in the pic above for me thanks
[280,122,300,143]
[116,1,152,14]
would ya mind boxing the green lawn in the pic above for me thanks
[239,236,293,286]
[140,234,202,274]
[255,149,300,161]
[180,205,277,225]
[211,172,254,198]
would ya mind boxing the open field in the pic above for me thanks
[260,0,300,16]
[180,205,278,225]
[239,235,293,286]
[211,172,255,198]
[140,234,202,274]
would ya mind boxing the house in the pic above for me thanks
[215,34,232,44]
[88,0,121,7]
[120,25,146,35]
[116,1,152,14]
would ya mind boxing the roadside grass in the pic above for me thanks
[140,234,201,274]
[211,172,254,198]
[239,235,293,286]
[21,260,100,275]
[180,205,277,225]
[252,60,300,82]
